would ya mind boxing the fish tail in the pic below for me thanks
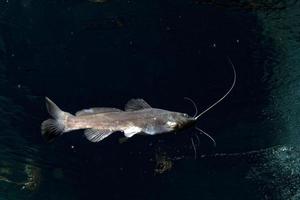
[41,97,73,142]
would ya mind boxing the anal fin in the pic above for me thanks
[84,129,113,142]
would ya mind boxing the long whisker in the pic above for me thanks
[195,57,236,120]
[184,97,198,117]
[191,137,197,160]
[194,132,200,146]
[195,127,216,147]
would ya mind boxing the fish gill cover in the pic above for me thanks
[0,0,300,199]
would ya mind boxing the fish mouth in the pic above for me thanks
[187,120,197,128]
[178,119,196,130]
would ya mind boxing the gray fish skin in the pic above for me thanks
[41,97,196,143]
[66,108,195,135]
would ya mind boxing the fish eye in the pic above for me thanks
[183,113,189,117]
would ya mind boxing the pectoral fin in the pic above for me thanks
[123,126,142,137]
[84,129,113,142]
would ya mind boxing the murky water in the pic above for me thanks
[0,0,300,199]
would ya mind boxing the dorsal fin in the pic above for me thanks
[76,107,122,116]
[125,99,152,111]
[84,129,113,142]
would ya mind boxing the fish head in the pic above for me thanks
[165,112,196,131]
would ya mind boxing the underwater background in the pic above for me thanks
[0,0,300,199]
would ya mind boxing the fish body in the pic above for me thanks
[41,97,195,143]
[41,58,237,145]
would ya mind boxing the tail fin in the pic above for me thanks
[41,97,71,142]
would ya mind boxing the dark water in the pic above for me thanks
[1,0,300,199]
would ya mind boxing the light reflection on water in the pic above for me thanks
[257,2,300,143]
